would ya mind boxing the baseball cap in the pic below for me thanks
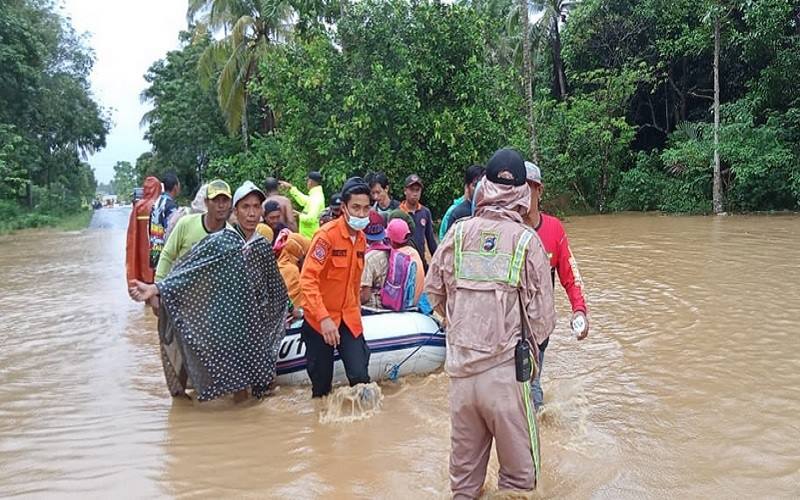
[386,218,411,245]
[485,149,526,187]
[404,174,424,188]
[233,180,266,207]
[206,179,232,199]
[308,171,323,183]
[525,161,542,185]
[329,192,343,207]
[341,177,369,197]
[364,210,386,242]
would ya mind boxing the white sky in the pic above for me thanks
[61,0,187,183]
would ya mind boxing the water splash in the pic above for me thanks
[319,383,384,424]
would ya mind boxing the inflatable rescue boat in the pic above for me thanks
[159,308,445,397]
[275,310,445,386]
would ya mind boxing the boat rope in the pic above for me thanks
[386,327,444,381]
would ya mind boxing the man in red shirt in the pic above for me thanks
[524,162,589,410]
[299,177,373,397]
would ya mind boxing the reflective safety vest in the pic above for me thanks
[453,222,534,287]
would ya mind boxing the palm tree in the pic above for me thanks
[546,0,573,100]
[712,3,723,214]
[189,0,294,144]
[508,0,576,101]
[518,0,540,163]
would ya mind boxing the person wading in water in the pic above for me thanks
[522,162,589,410]
[154,179,232,283]
[425,149,556,498]
[126,176,161,289]
[299,177,373,398]
[129,181,287,403]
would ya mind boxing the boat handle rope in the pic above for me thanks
[385,327,445,382]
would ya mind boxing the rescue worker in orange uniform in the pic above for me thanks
[299,177,373,397]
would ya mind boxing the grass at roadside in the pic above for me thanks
[0,209,93,235]
[54,210,93,231]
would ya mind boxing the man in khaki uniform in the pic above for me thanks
[425,149,556,499]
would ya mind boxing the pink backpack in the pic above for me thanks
[380,248,417,311]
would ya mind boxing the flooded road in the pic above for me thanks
[1,208,798,498]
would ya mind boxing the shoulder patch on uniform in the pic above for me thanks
[420,218,427,227]
[311,238,331,263]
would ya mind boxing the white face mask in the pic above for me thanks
[343,206,369,231]
[346,214,370,231]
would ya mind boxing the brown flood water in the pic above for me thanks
[1,208,798,499]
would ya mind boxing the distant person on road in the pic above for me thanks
[264,177,297,232]
[399,174,437,272]
[281,171,325,239]
[522,161,589,410]
[126,176,162,288]
[149,172,181,269]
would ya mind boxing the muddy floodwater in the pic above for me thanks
[1,208,798,498]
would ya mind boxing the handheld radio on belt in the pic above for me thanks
[515,291,532,382]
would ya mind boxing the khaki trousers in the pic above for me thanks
[449,360,537,499]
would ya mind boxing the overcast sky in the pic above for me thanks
[61,0,187,183]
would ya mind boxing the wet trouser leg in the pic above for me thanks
[532,336,549,409]
[301,321,371,397]
[450,374,493,500]
[337,322,371,386]
[301,320,334,398]
[450,361,535,499]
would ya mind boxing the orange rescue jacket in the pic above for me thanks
[300,216,366,336]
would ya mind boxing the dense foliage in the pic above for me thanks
[0,0,108,223]
[140,0,799,215]
[4,0,797,227]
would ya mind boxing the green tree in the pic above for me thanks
[111,161,137,202]
[246,0,527,215]
[0,0,108,216]
[140,31,240,194]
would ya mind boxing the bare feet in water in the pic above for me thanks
[233,389,250,403]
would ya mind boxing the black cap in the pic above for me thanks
[329,192,343,206]
[404,174,424,188]
[308,171,323,183]
[341,177,369,197]
[485,149,526,187]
